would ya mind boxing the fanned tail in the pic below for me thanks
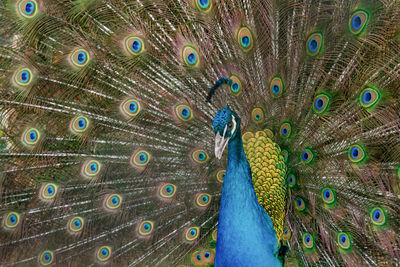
[0,0,399,266]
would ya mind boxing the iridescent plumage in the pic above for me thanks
[0,0,400,266]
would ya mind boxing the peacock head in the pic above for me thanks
[212,106,240,159]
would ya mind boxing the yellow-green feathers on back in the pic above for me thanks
[243,130,287,241]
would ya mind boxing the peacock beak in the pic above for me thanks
[214,125,230,159]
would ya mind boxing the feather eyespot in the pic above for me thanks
[348,144,366,164]
[270,77,284,98]
[196,193,211,207]
[68,216,84,233]
[40,183,58,201]
[125,36,145,56]
[282,227,292,241]
[295,197,305,211]
[185,227,200,241]
[192,149,209,163]
[237,26,254,52]
[287,173,296,188]
[96,246,111,262]
[159,183,176,199]
[216,169,225,183]
[22,128,40,146]
[13,67,33,87]
[302,233,314,249]
[231,83,239,92]
[280,121,292,138]
[138,220,154,236]
[17,0,38,18]
[306,33,323,56]
[71,116,89,134]
[175,104,193,121]
[312,92,331,114]
[321,187,336,206]
[39,250,54,266]
[182,45,200,68]
[281,149,289,163]
[70,48,90,68]
[120,98,142,118]
[138,152,148,163]
[82,160,101,178]
[359,88,381,109]
[229,75,242,96]
[3,212,20,229]
[104,194,122,210]
[349,10,369,35]
[201,249,215,264]
[300,148,314,164]
[337,232,351,250]
[196,0,212,12]
[251,107,264,123]
[131,150,151,169]
[192,250,203,265]
[370,207,386,226]
[308,39,318,52]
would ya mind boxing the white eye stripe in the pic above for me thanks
[231,115,237,135]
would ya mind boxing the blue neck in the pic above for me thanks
[214,128,281,267]
[227,131,247,170]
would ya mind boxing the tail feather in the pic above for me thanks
[0,0,399,266]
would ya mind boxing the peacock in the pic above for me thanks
[0,0,400,266]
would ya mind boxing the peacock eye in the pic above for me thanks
[227,122,233,130]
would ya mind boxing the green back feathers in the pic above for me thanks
[243,130,287,241]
